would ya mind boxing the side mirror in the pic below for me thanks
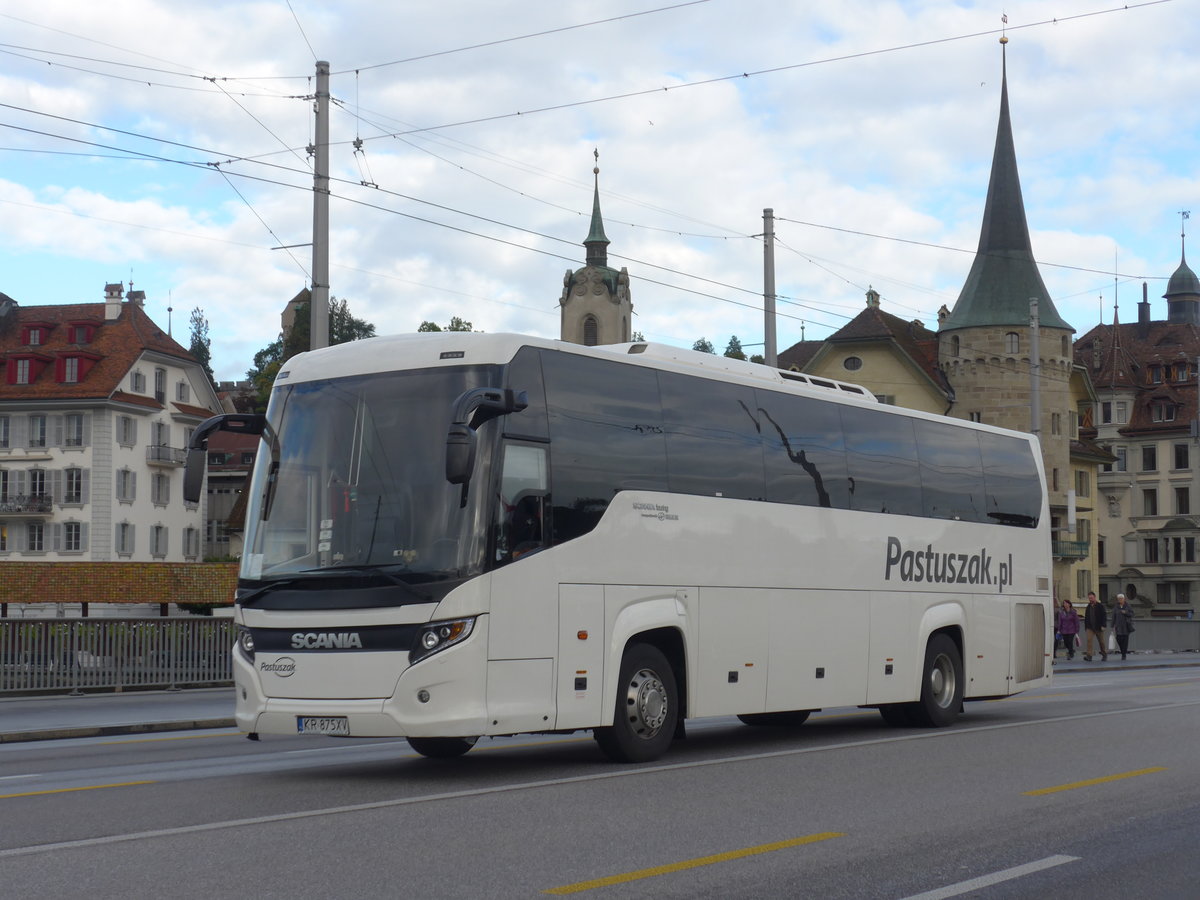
[445,424,476,485]
[183,413,267,504]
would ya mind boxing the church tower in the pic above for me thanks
[939,37,1074,453]
[560,151,633,345]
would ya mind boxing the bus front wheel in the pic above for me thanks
[908,634,963,727]
[595,643,678,764]
[407,736,478,759]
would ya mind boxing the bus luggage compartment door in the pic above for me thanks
[555,584,605,729]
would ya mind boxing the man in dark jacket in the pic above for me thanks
[1083,591,1108,661]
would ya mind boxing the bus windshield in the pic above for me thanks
[240,365,500,583]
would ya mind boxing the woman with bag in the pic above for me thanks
[1112,593,1136,661]
[1056,597,1080,661]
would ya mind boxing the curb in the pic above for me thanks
[0,717,237,744]
[1052,660,1200,675]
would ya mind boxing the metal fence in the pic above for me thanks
[0,618,235,694]
[1128,618,1200,653]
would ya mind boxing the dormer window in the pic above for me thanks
[68,322,97,344]
[6,353,51,385]
[27,328,42,346]
[20,322,54,346]
[55,352,99,384]
[63,357,78,383]
[1152,401,1177,423]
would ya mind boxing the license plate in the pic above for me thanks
[297,716,350,736]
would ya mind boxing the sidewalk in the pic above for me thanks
[0,687,235,744]
[2,651,1199,744]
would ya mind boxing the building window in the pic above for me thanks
[1097,538,1106,566]
[0,523,6,552]
[151,472,170,506]
[117,416,137,447]
[64,468,83,505]
[1101,401,1112,424]
[1062,335,1070,356]
[582,316,598,347]
[1074,470,1090,498]
[15,359,30,384]
[28,469,46,498]
[116,522,135,555]
[208,452,226,466]
[1150,366,1163,384]
[0,415,8,449]
[27,522,43,552]
[241,452,255,465]
[28,415,46,448]
[1143,489,1158,517]
[183,526,200,559]
[950,336,960,356]
[152,421,170,446]
[0,469,7,502]
[1069,411,1079,439]
[1142,445,1157,472]
[27,328,42,346]
[1114,447,1127,472]
[64,413,85,447]
[1051,413,1061,435]
[1005,332,1020,354]
[63,522,82,552]
[1177,487,1191,515]
[1116,402,1128,424]
[1178,364,1191,383]
[843,356,862,372]
[62,357,79,383]
[1144,538,1159,563]
[1151,402,1176,422]
[1176,443,1190,470]
[1076,568,1090,598]
[1052,468,1059,492]
[71,325,90,344]
[176,381,190,403]
[116,468,136,503]
[151,525,168,558]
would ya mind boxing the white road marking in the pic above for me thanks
[899,854,1080,899]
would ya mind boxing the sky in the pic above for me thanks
[0,0,1197,382]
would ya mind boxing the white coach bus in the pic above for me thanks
[186,332,1052,763]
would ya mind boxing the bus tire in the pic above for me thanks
[595,643,678,763]
[908,633,963,728]
[737,710,811,727]
[407,736,478,759]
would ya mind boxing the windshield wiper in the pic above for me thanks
[237,579,300,607]
[297,565,434,603]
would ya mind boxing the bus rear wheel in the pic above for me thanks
[595,643,678,764]
[737,710,812,727]
[908,634,963,728]
[407,736,478,759]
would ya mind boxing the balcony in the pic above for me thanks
[1052,540,1090,560]
[0,494,54,517]
[146,444,187,467]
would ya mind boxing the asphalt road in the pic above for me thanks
[2,667,1198,899]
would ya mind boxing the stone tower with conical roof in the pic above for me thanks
[1164,220,1200,325]
[939,39,1075,509]
[559,151,633,345]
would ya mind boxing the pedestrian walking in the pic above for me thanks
[1056,597,1080,661]
[1083,591,1108,661]
[1112,593,1136,661]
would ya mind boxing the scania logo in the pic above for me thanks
[291,632,364,650]
[259,657,296,677]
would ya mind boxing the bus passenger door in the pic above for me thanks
[555,584,605,729]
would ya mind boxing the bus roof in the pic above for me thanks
[277,331,878,404]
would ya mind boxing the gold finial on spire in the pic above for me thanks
[1000,12,1008,44]
[593,147,599,176]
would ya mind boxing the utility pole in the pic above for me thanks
[763,208,777,367]
[1029,297,1041,441]
[311,60,330,350]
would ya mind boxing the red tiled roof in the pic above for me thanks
[0,300,204,405]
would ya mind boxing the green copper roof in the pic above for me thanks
[942,48,1072,333]
[1164,253,1200,298]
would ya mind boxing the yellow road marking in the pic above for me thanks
[1024,767,1166,796]
[542,832,845,895]
[1131,678,1200,691]
[1,781,155,800]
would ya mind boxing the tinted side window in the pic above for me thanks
[980,433,1041,526]
[503,346,549,440]
[915,418,986,522]
[542,351,667,544]
[660,373,764,500]
[758,389,848,508]
[841,405,921,516]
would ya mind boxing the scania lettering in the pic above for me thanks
[186,332,1052,763]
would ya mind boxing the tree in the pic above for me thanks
[724,336,746,361]
[246,295,376,411]
[418,316,476,332]
[692,338,715,354]
[188,308,216,390]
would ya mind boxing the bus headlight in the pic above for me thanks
[411,617,475,663]
[237,627,256,661]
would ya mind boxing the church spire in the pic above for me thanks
[941,38,1071,332]
[584,148,610,267]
